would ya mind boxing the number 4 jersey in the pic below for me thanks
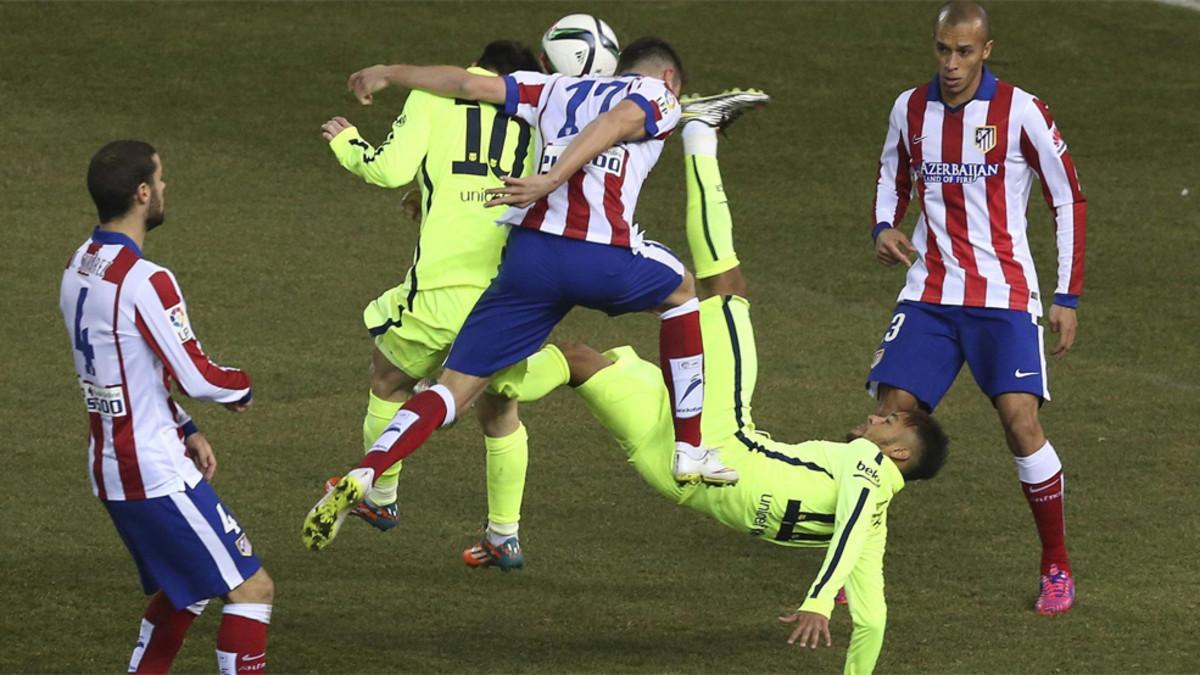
[498,70,683,247]
[59,228,251,501]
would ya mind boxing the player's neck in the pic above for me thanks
[99,216,147,251]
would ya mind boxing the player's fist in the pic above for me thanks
[321,116,354,142]
[347,65,393,105]
[875,228,918,268]
[779,610,832,649]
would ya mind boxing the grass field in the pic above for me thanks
[2,1,1198,672]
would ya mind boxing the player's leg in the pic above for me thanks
[127,593,208,673]
[961,309,1073,615]
[304,232,570,551]
[462,392,528,570]
[217,568,274,674]
[865,302,965,414]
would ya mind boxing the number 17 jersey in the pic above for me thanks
[498,71,682,247]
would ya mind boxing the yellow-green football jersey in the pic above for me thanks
[329,66,535,291]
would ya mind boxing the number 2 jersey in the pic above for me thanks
[497,70,683,247]
[59,228,251,501]
[328,66,536,292]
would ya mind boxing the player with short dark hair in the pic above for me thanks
[318,39,545,569]
[866,0,1086,614]
[304,38,751,551]
[484,120,948,674]
[61,141,272,672]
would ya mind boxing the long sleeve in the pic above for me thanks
[1018,97,1087,304]
[842,518,888,674]
[799,444,886,618]
[133,269,252,404]
[328,91,433,188]
[872,93,914,234]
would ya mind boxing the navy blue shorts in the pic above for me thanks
[445,227,685,377]
[104,480,261,610]
[866,301,1049,410]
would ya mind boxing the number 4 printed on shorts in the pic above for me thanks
[215,503,242,535]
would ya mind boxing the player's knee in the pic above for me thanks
[477,392,519,438]
[369,349,415,400]
[1002,408,1044,449]
[230,568,274,605]
[700,267,748,300]
[554,340,612,387]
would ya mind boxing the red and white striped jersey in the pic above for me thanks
[498,71,682,247]
[873,68,1087,316]
[59,228,252,501]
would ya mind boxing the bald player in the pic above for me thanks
[865,0,1086,615]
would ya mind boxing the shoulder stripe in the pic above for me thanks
[148,270,181,308]
[103,247,140,286]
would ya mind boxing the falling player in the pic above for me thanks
[866,0,1086,614]
[59,141,272,673]
[304,38,742,551]
[485,115,949,674]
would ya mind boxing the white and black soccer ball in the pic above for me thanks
[541,14,621,77]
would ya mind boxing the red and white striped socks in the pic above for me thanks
[128,593,207,673]
[216,603,271,674]
[659,298,705,448]
[357,384,457,477]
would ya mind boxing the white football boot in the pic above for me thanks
[673,443,740,486]
[680,89,770,131]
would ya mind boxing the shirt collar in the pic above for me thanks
[91,226,143,258]
[926,66,997,108]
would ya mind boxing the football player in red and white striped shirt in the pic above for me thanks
[60,141,272,672]
[305,38,739,553]
[866,1,1084,615]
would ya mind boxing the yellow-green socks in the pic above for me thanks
[683,123,739,278]
[488,344,570,403]
[363,390,405,505]
[485,423,528,538]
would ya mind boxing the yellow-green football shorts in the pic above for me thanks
[364,284,485,379]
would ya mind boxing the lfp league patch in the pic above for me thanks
[166,304,194,343]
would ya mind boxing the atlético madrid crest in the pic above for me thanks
[974,125,998,153]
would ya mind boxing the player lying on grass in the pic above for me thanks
[483,121,949,674]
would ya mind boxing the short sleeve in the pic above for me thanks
[503,70,555,126]
[625,77,682,139]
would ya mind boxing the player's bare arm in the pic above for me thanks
[485,99,648,208]
[347,64,506,106]
[1048,304,1077,359]
[779,611,833,649]
[874,228,917,267]
[184,431,217,480]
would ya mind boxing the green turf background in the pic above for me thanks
[2,1,1197,672]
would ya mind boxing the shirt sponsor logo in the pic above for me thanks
[920,161,1000,184]
[81,381,127,417]
[853,460,881,487]
[166,304,194,343]
[973,125,998,153]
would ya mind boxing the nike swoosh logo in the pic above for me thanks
[912,135,926,145]
[1014,369,1040,378]
[241,653,266,661]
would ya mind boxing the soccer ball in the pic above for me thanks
[541,14,621,77]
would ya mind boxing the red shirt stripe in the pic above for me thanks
[110,280,145,500]
[604,161,630,247]
[940,109,988,306]
[983,82,1031,309]
[563,171,591,239]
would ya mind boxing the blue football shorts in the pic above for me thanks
[865,300,1050,410]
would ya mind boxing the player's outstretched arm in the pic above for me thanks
[485,99,647,208]
[348,64,506,106]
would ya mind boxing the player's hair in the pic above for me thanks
[616,37,686,86]
[477,40,541,76]
[87,140,157,224]
[902,409,950,481]
[933,0,991,41]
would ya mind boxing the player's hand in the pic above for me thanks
[779,611,832,649]
[224,399,252,413]
[875,228,918,268]
[347,65,392,105]
[185,432,217,481]
[321,116,353,142]
[484,174,558,208]
[1048,304,1077,359]
[400,187,422,222]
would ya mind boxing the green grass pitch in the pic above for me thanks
[1,1,1197,672]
